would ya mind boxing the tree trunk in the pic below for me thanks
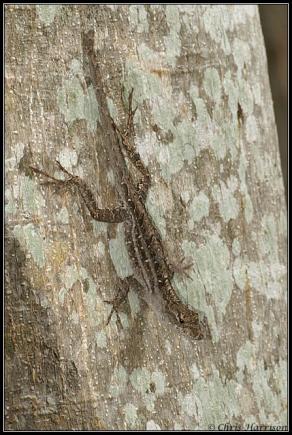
[5,5,287,430]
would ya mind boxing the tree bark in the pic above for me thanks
[5,5,287,430]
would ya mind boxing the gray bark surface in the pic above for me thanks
[5,5,287,430]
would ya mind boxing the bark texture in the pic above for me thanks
[5,5,287,430]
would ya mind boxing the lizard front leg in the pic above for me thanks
[30,161,127,223]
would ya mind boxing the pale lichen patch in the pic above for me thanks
[151,371,166,395]
[92,221,108,237]
[13,224,46,268]
[6,142,25,171]
[95,330,107,349]
[58,148,78,172]
[70,309,80,325]
[109,224,133,279]
[223,71,239,119]
[238,79,254,116]
[146,420,161,430]
[109,365,128,398]
[203,68,222,104]
[245,114,258,143]
[212,176,239,223]
[232,238,241,257]
[6,172,46,216]
[181,367,241,427]
[36,5,62,26]
[178,387,202,419]
[233,38,251,76]
[57,73,100,132]
[60,264,80,290]
[248,261,285,300]
[129,367,166,412]
[96,240,105,257]
[58,287,67,305]
[19,175,46,215]
[124,403,138,428]
[106,97,118,120]
[128,289,141,318]
[56,206,69,224]
[252,360,285,421]
[163,5,181,67]
[259,214,279,262]
[187,191,210,229]
[180,233,233,322]
[233,257,247,291]
[203,6,231,54]
[190,363,200,381]
[146,186,170,239]
[130,367,151,395]
[129,5,149,33]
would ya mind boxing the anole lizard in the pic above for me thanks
[30,31,211,340]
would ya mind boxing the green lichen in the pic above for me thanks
[233,38,251,75]
[124,403,138,427]
[245,114,258,143]
[179,367,241,427]
[203,6,231,54]
[7,175,45,216]
[238,79,254,116]
[70,310,79,325]
[109,365,128,398]
[232,238,241,257]
[130,367,151,394]
[95,330,107,348]
[188,191,210,229]
[58,287,67,305]
[163,6,182,66]
[233,256,247,290]
[180,233,233,322]
[109,224,133,279]
[212,176,239,223]
[203,68,222,104]
[60,264,80,290]
[129,5,149,33]
[92,221,108,237]
[223,71,239,119]
[128,289,141,318]
[97,241,105,257]
[58,148,78,171]
[36,5,62,26]
[56,206,69,224]
[146,421,161,430]
[248,260,285,300]
[57,62,100,131]
[13,224,46,268]
[129,367,166,412]
[145,187,168,239]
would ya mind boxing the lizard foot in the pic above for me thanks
[30,161,81,193]
[103,284,130,328]
[170,256,193,281]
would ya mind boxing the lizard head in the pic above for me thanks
[167,302,211,340]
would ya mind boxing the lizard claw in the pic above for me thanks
[170,256,194,281]
[103,285,129,328]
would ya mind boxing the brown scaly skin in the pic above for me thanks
[29,31,211,340]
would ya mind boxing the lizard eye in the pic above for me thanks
[178,314,185,324]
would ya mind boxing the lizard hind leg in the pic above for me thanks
[103,275,143,328]
[103,278,131,328]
